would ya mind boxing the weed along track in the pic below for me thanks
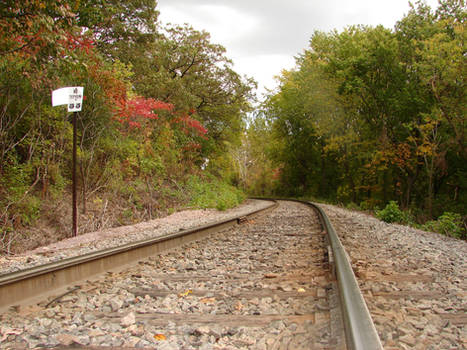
[0,201,353,349]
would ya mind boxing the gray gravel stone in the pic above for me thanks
[1,202,342,348]
[321,203,467,349]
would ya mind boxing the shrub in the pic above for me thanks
[359,199,381,211]
[187,175,246,211]
[18,195,41,226]
[346,202,360,211]
[423,212,464,239]
[376,201,406,223]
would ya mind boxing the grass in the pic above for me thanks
[186,175,246,211]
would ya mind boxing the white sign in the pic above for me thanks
[52,87,84,112]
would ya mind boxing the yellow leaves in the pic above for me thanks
[417,144,434,156]
[154,334,166,341]
[324,135,346,153]
[178,289,192,297]
[25,18,34,28]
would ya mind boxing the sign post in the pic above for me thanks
[52,87,84,237]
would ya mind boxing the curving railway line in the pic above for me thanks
[0,200,382,349]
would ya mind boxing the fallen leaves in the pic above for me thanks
[154,334,166,341]
[235,301,244,311]
[178,289,193,297]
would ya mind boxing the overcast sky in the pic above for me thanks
[157,0,440,98]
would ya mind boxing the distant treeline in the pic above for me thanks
[248,1,465,224]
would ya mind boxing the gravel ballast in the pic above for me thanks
[0,201,338,349]
[0,199,465,349]
[320,204,466,349]
[0,200,272,275]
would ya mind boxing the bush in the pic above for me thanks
[346,202,360,211]
[18,195,41,226]
[423,212,464,239]
[359,199,381,211]
[187,175,246,211]
[376,201,407,224]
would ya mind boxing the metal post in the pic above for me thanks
[72,112,78,237]
[52,87,83,238]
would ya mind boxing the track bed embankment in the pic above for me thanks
[1,201,344,349]
[321,204,466,350]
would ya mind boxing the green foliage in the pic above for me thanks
[345,202,360,211]
[423,212,465,239]
[0,161,41,227]
[259,1,466,224]
[0,0,254,252]
[359,199,380,211]
[133,23,255,163]
[376,201,406,223]
[17,195,41,226]
[187,175,246,211]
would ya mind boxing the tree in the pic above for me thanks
[396,0,466,215]
[71,0,159,61]
[260,0,466,221]
[133,24,255,165]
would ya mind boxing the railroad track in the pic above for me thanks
[0,200,382,349]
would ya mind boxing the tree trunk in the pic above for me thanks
[425,155,434,219]
[320,152,326,197]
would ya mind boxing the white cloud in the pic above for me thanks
[160,4,259,47]
[157,0,441,97]
[232,54,297,96]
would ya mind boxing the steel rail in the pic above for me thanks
[0,200,278,311]
[251,197,383,349]
[307,201,383,350]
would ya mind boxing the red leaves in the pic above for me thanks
[173,113,208,139]
[115,98,207,147]
[114,99,207,157]
[115,96,174,129]
[60,33,95,55]
[0,2,75,58]
[127,97,173,120]
[272,167,282,180]
[6,29,46,57]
